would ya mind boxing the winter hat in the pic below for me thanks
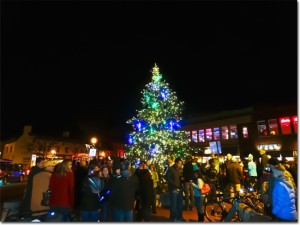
[268,157,280,166]
[271,163,286,172]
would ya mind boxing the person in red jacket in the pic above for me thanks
[49,159,75,221]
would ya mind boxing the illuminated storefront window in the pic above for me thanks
[230,125,238,139]
[258,144,281,151]
[221,126,229,139]
[198,129,205,142]
[292,116,298,133]
[213,127,220,140]
[185,131,191,142]
[242,127,248,138]
[257,120,268,136]
[268,119,279,135]
[192,130,198,142]
[205,128,212,141]
[280,117,292,134]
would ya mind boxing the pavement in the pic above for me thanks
[135,206,209,223]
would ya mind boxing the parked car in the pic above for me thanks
[0,161,26,185]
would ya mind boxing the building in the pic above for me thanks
[182,103,297,162]
[1,126,89,167]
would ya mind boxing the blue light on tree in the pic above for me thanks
[128,134,134,144]
[160,87,170,100]
[133,120,146,131]
[166,118,180,130]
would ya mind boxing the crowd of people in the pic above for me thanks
[18,150,297,222]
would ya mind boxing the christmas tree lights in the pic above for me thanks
[125,64,191,176]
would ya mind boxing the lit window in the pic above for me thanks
[292,116,298,133]
[198,129,205,142]
[257,120,268,136]
[242,127,248,138]
[205,128,212,141]
[185,131,191,142]
[268,119,279,135]
[221,126,229,139]
[192,130,198,142]
[213,127,220,140]
[230,125,238,139]
[280,117,292,134]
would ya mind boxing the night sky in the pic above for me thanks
[2,1,297,144]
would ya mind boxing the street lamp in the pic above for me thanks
[89,137,98,159]
[91,137,97,146]
[50,149,56,160]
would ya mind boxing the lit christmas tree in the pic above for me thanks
[125,64,191,176]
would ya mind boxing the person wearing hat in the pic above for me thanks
[31,160,56,214]
[270,163,297,221]
[223,154,232,189]
[258,150,269,178]
[247,154,257,191]
[80,164,103,222]
[226,157,244,198]
[263,157,297,219]
[110,158,139,222]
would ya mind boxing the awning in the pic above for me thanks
[0,159,13,163]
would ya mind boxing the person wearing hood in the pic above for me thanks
[271,163,297,221]
[247,154,257,191]
[110,158,139,222]
[264,157,296,219]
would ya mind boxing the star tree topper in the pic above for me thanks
[152,63,162,82]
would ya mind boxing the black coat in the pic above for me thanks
[110,171,139,210]
[183,161,194,182]
[80,175,103,211]
[139,170,153,208]
[227,162,244,184]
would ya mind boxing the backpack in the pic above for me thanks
[200,183,211,195]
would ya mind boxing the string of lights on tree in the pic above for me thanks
[125,64,191,175]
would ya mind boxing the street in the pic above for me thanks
[0,181,26,204]
[0,181,211,222]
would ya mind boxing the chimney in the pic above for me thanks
[23,125,32,135]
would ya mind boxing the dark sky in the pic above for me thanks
[1,1,297,144]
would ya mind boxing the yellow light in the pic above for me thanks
[91,137,97,145]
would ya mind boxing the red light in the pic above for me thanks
[280,118,290,123]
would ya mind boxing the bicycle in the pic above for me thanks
[204,187,272,222]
